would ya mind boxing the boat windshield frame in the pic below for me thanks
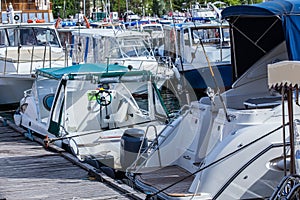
[0,25,61,47]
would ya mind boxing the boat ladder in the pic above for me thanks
[270,174,300,200]
[126,105,191,174]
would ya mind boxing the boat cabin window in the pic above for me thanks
[6,28,18,46]
[0,27,60,47]
[43,94,55,111]
[192,28,220,44]
[20,29,36,45]
[0,29,8,46]
[184,27,230,46]
[34,28,60,47]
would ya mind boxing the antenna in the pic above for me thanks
[169,0,191,105]
[199,38,230,122]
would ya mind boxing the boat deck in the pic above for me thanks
[136,165,196,197]
[0,117,144,200]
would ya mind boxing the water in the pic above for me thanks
[160,86,181,114]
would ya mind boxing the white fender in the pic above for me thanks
[172,65,181,81]
[13,112,22,126]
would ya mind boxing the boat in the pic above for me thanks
[15,62,174,176]
[162,21,231,98]
[123,10,140,22]
[0,22,70,106]
[266,61,300,200]
[0,2,69,106]
[1,1,54,24]
[125,0,300,199]
[139,23,164,49]
[55,21,89,51]
[56,26,87,49]
[54,15,91,29]
[182,1,227,23]
[89,21,126,30]
[188,2,217,21]
[69,28,175,89]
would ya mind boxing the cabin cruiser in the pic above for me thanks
[70,29,175,89]
[138,23,164,49]
[127,41,291,200]
[14,63,173,175]
[126,0,300,199]
[162,21,231,97]
[266,60,300,200]
[0,22,69,105]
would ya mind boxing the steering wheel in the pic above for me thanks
[95,90,112,106]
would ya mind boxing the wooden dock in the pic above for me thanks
[0,117,145,200]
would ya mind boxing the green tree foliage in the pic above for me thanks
[53,0,263,19]
[53,0,79,18]
[111,0,126,16]
[53,0,92,18]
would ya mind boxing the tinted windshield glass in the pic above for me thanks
[1,27,60,47]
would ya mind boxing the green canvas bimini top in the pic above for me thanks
[36,63,152,81]
[36,63,131,79]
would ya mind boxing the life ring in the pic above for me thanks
[14,15,20,21]
[83,16,90,28]
[170,29,176,42]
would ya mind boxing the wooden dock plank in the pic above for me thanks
[136,165,195,195]
[0,119,144,200]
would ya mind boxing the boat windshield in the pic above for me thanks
[192,28,222,44]
[63,74,152,132]
[95,36,151,62]
[142,25,163,32]
[179,25,231,64]
[118,38,151,57]
[0,27,60,47]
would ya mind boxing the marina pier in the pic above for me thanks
[0,116,145,200]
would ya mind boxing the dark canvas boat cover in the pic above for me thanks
[221,0,300,80]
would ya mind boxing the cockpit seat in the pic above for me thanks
[244,96,282,109]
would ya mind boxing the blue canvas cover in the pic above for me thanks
[222,0,300,17]
[221,0,300,79]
